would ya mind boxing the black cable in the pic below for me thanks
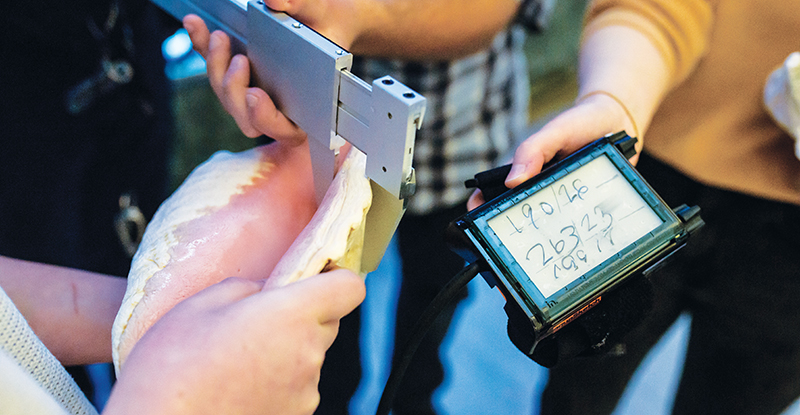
[375,260,484,415]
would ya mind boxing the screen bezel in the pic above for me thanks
[463,138,682,326]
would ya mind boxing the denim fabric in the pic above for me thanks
[391,203,470,415]
[315,204,469,415]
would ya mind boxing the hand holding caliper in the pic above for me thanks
[184,17,305,143]
[179,8,424,273]
[178,0,520,196]
[172,0,520,272]
[184,0,522,148]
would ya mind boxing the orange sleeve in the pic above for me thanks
[583,0,715,87]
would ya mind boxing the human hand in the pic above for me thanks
[105,269,365,415]
[183,14,306,145]
[183,0,519,142]
[467,92,641,210]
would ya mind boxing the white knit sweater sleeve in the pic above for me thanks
[0,285,98,415]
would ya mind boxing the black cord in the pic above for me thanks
[375,261,484,415]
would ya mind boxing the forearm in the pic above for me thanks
[273,0,520,60]
[576,22,672,139]
[349,0,520,59]
[496,0,713,193]
[0,256,127,365]
[577,0,715,137]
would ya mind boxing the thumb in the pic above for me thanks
[278,269,366,324]
[245,87,307,146]
[177,277,266,313]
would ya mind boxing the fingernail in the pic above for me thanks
[183,20,195,36]
[209,32,220,51]
[231,54,245,69]
[507,163,527,183]
[246,92,258,108]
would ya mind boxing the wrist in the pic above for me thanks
[326,0,366,50]
[345,0,391,54]
[576,90,641,140]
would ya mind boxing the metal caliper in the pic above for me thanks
[150,0,426,273]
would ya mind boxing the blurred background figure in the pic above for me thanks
[488,1,800,414]
[321,3,550,414]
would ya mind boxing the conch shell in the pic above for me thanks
[111,142,371,373]
[764,51,800,159]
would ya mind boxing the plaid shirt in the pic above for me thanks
[351,0,552,215]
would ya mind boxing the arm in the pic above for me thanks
[467,0,714,209]
[262,0,520,60]
[104,270,365,415]
[181,0,520,139]
[506,23,671,185]
[0,256,126,365]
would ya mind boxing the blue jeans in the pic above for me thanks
[315,203,469,415]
